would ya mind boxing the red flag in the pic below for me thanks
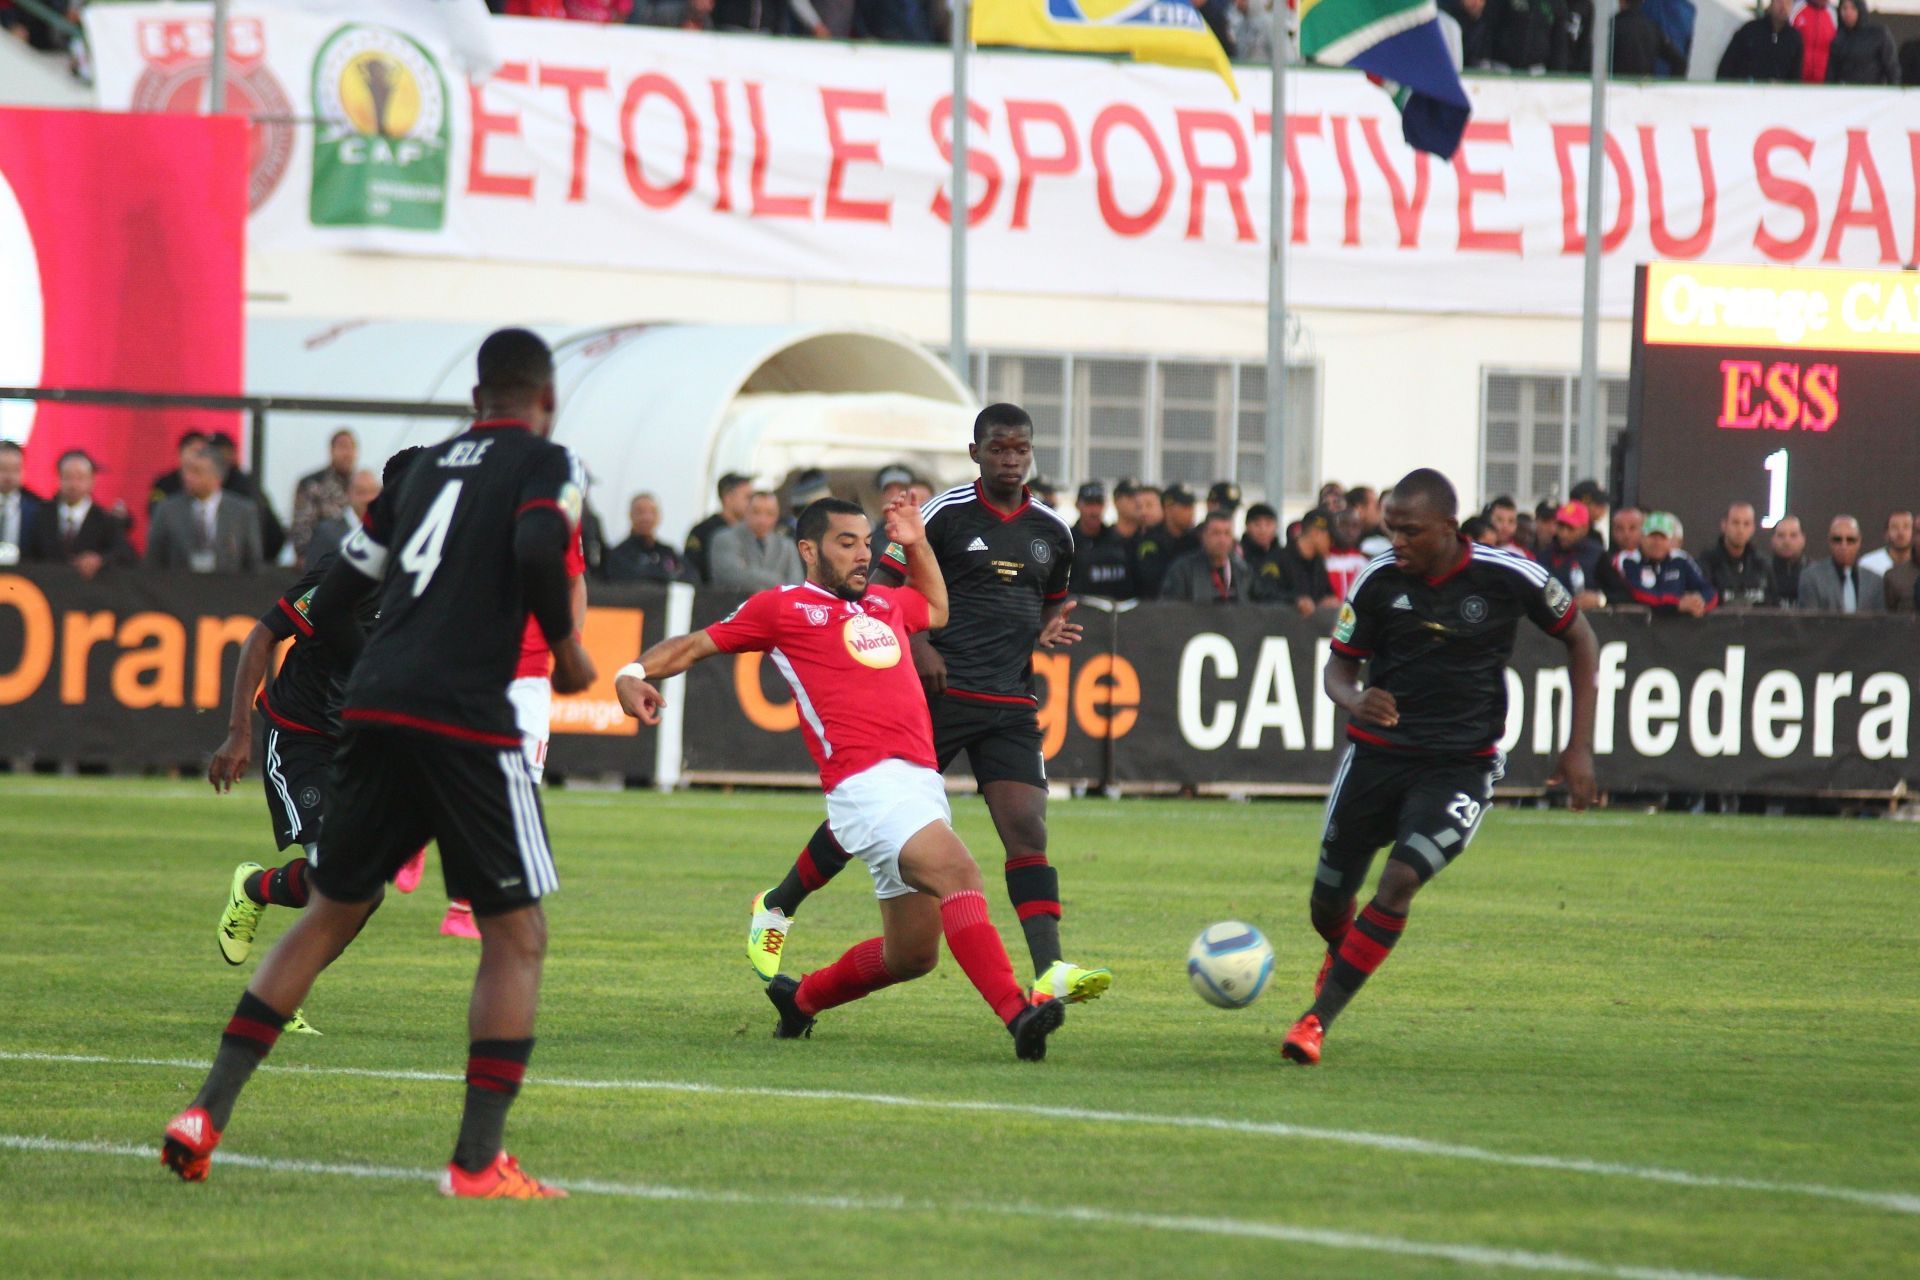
[0,107,246,545]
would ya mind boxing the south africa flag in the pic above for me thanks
[1298,0,1471,159]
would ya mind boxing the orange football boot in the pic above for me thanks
[160,1106,220,1182]
[1280,1013,1325,1066]
[439,1151,568,1199]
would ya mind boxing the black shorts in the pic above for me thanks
[1314,744,1506,898]
[933,692,1046,791]
[261,726,332,851]
[310,727,556,914]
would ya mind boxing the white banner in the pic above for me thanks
[88,4,1920,318]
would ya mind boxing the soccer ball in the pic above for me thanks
[1187,921,1274,1010]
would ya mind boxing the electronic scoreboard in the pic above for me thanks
[1627,262,1920,545]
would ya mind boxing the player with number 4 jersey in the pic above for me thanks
[1280,468,1600,1067]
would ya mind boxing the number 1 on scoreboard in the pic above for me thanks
[1761,448,1788,529]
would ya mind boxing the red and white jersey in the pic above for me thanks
[1325,547,1369,602]
[706,582,936,793]
[515,523,587,680]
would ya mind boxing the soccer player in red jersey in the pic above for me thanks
[616,496,1066,1059]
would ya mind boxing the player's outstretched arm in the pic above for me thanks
[885,496,947,628]
[1547,611,1600,811]
[615,630,721,725]
[209,622,279,793]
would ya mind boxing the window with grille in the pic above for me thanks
[1235,364,1318,501]
[1078,358,1149,484]
[984,354,1067,481]
[1481,371,1628,508]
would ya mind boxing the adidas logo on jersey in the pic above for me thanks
[1392,594,1414,610]
[967,536,989,551]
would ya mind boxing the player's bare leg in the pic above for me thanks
[982,779,1111,1003]
[1284,861,1418,1066]
[162,891,380,1180]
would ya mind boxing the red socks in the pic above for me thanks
[940,890,1028,1025]
[796,937,900,1016]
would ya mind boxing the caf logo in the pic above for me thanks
[1460,596,1488,623]
[843,614,901,669]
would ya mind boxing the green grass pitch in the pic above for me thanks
[1,777,1916,1279]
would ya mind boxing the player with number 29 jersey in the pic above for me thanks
[340,422,579,749]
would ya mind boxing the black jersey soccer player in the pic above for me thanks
[744,404,1113,1006]
[162,330,595,1199]
[1279,468,1598,1066]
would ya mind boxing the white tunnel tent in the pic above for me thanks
[245,320,981,538]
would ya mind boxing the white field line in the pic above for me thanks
[3,1049,1915,1218]
[1,1132,1767,1280]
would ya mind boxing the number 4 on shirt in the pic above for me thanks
[398,480,463,597]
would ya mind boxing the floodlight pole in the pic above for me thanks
[1263,33,1288,508]
[209,0,230,113]
[948,0,970,388]
[1576,0,1615,494]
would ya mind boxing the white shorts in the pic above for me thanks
[508,676,552,784]
[824,759,953,901]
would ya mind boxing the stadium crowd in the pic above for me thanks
[1,430,1910,615]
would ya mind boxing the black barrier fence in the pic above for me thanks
[3,568,1915,797]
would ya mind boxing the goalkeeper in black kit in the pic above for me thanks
[1281,469,1598,1066]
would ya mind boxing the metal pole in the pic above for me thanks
[948,0,969,387]
[1576,0,1615,492]
[1263,27,1289,508]
[209,0,230,113]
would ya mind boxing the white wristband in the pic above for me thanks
[616,662,647,683]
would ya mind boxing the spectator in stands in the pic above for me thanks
[1794,0,1838,81]
[907,479,936,509]
[1317,481,1346,513]
[1462,515,1498,546]
[1230,0,1275,63]
[787,468,833,524]
[604,492,692,585]
[1280,507,1340,617]
[147,446,263,574]
[1640,0,1694,75]
[205,432,287,563]
[24,450,133,578]
[1901,36,1920,84]
[1619,511,1717,615]
[1696,501,1774,607]
[1133,484,1163,536]
[1515,510,1539,555]
[1443,0,1498,67]
[685,471,752,583]
[1531,499,1561,555]
[1111,478,1146,543]
[1345,485,1391,556]
[1206,480,1242,520]
[1858,510,1911,578]
[1885,554,1918,612]
[1797,515,1884,612]
[304,469,381,566]
[1135,483,1200,599]
[497,1,635,20]
[1241,502,1291,603]
[1485,495,1528,557]
[1326,509,1371,600]
[148,431,207,512]
[709,489,803,589]
[1564,0,1596,70]
[0,440,41,560]
[1030,476,1062,512]
[1542,502,1604,597]
[1159,510,1248,605]
[1826,0,1899,81]
[1718,0,1803,80]
[1493,0,1571,72]
[1612,0,1687,75]
[1069,481,1135,599]
[1571,479,1610,548]
[1590,504,1643,606]
[289,428,358,565]
[874,463,914,515]
[1768,515,1808,605]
